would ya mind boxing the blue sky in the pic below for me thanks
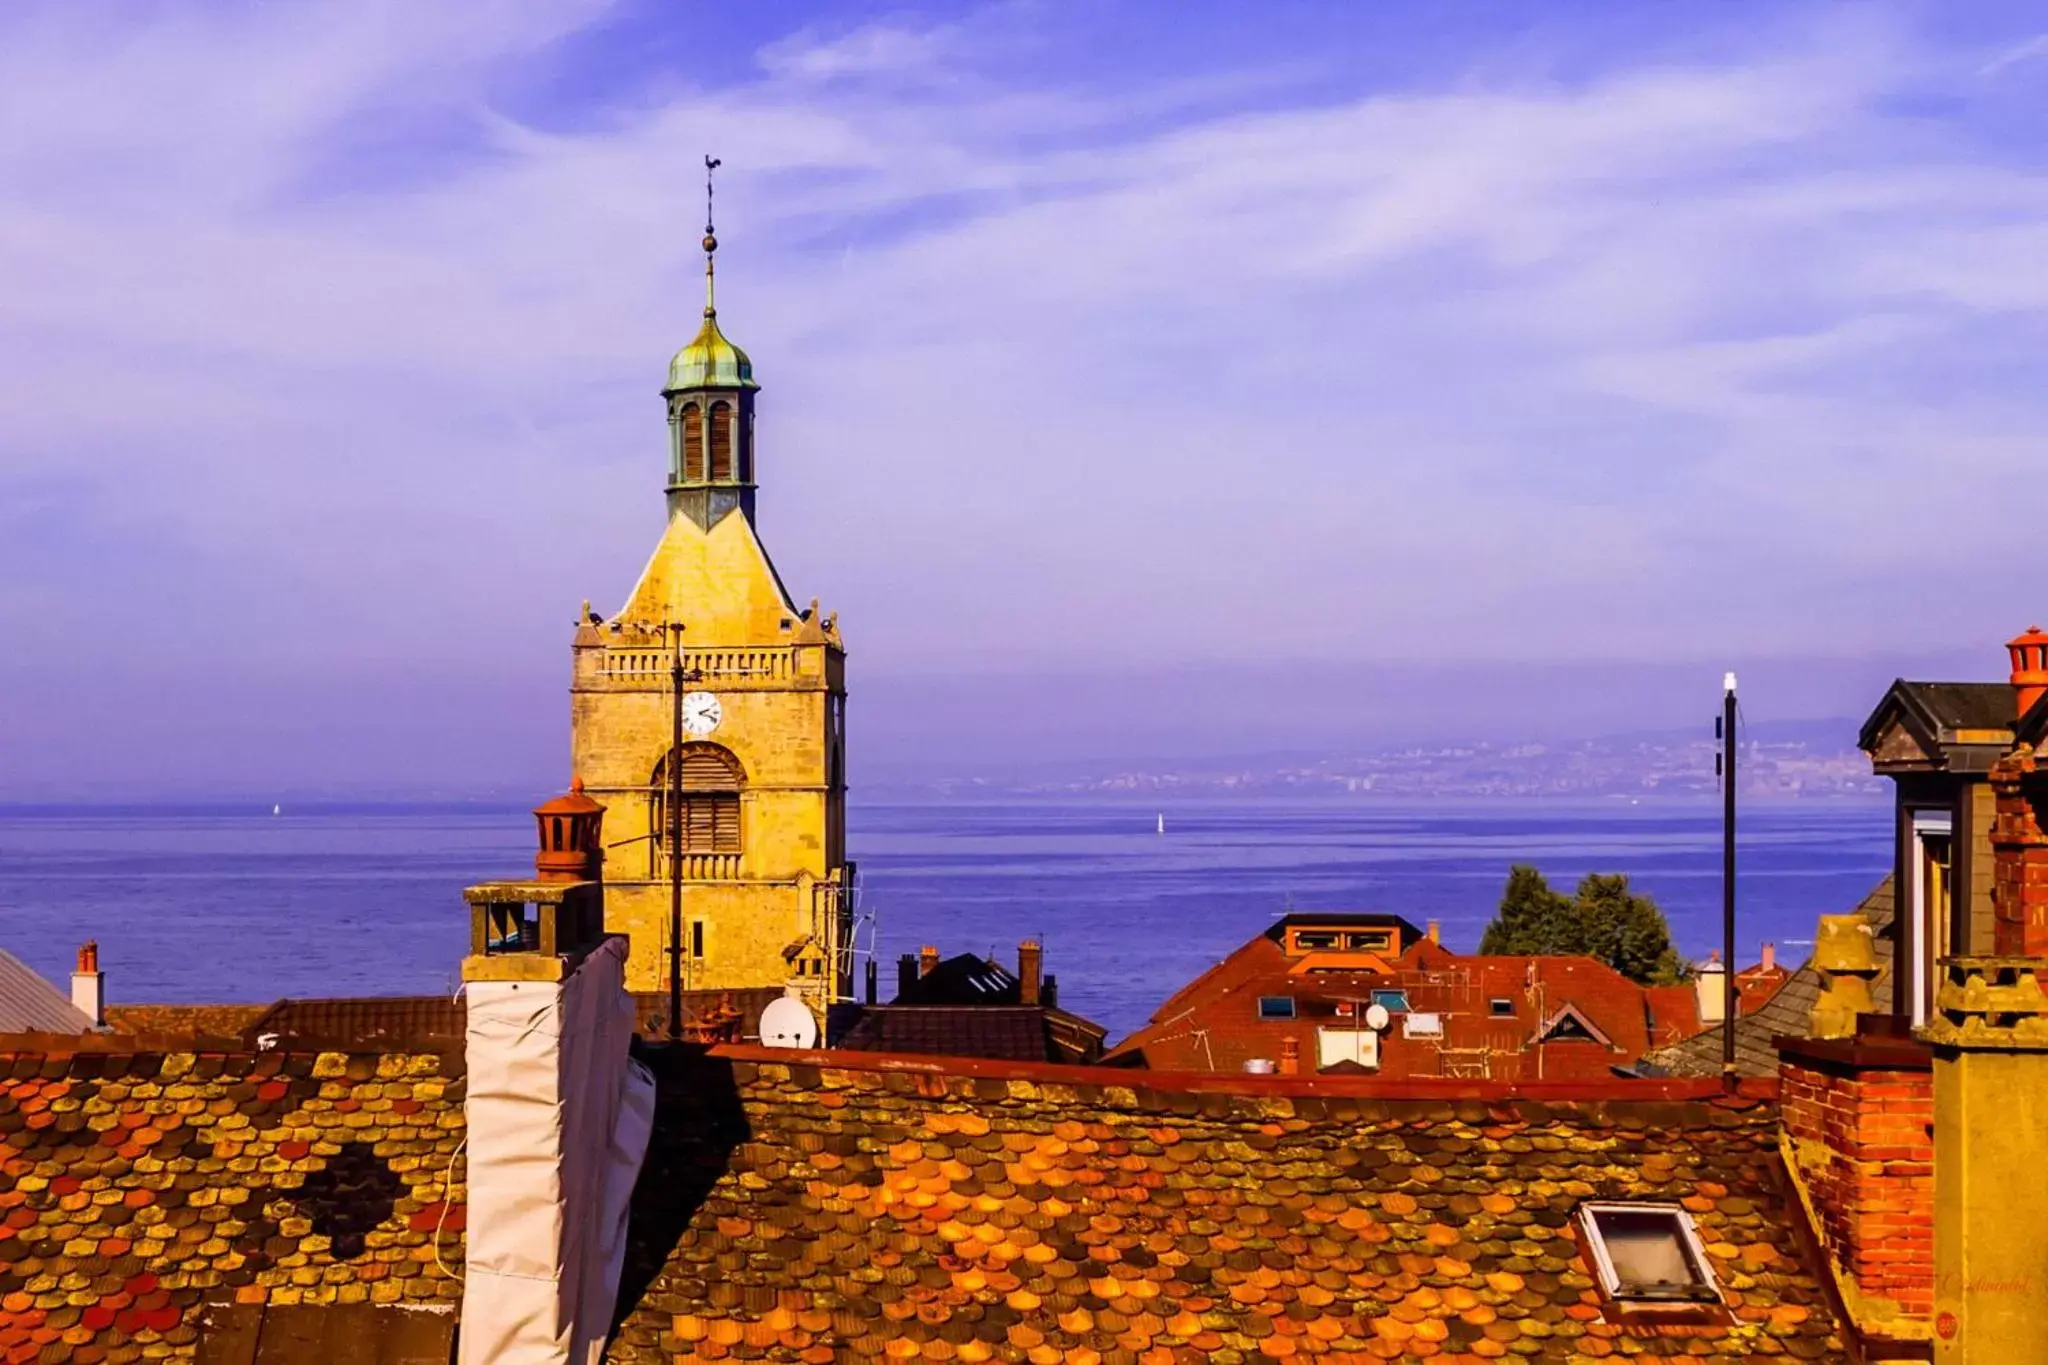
[3,1,2046,795]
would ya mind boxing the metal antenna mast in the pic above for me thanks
[1720,671,1738,1086]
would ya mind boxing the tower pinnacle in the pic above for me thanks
[703,154,721,319]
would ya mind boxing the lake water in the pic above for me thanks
[0,798,1891,1043]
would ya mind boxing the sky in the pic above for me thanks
[3,0,2047,797]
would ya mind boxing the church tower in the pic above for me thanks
[570,172,850,1017]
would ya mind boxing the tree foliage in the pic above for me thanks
[1477,865,1686,985]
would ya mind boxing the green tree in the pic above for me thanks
[1477,866,1686,986]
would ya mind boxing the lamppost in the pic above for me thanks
[665,622,703,1041]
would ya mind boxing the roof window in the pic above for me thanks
[1489,997,1515,1017]
[1577,1202,1720,1305]
[1370,988,1409,1014]
[1257,995,1296,1020]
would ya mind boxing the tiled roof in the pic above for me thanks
[0,951,90,1037]
[0,1047,464,1362]
[1111,934,1698,1081]
[837,1007,1059,1062]
[99,1005,270,1040]
[1647,877,1895,1078]
[244,997,463,1051]
[606,1047,1841,1361]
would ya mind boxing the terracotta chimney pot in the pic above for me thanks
[1277,1036,1301,1076]
[918,945,939,978]
[2010,625,2048,719]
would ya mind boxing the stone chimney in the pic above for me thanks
[70,941,103,1028]
[919,944,939,978]
[1017,940,1042,1007]
[1695,951,1726,1026]
[1809,915,1879,1040]
[460,782,654,1365]
[1917,743,2048,1359]
[2009,625,2048,720]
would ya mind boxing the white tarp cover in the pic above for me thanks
[461,938,657,1365]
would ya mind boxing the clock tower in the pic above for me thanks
[569,189,850,1016]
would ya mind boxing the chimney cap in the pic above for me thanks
[534,775,605,817]
[75,941,99,975]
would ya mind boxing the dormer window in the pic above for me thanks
[1577,1202,1720,1306]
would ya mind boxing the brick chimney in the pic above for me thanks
[1988,745,2048,956]
[897,953,918,999]
[2009,625,2048,720]
[70,941,103,1028]
[919,944,939,978]
[1017,940,1042,1007]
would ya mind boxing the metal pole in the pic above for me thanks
[1722,671,1738,1087]
[668,625,686,1041]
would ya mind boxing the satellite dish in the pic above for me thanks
[1364,1002,1392,1032]
[759,995,819,1049]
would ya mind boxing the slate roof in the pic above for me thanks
[0,951,91,1037]
[1646,876,1895,1078]
[0,1047,464,1362]
[833,1005,1113,1065]
[1859,680,2014,769]
[606,1047,1842,1361]
[244,997,464,1051]
[895,955,1027,1007]
[1110,934,1700,1080]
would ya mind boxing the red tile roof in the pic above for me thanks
[605,1045,1841,1361]
[1112,929,1702,1081]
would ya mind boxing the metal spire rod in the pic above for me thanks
[702,154,722,317]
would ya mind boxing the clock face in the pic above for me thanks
[681,691,722,738]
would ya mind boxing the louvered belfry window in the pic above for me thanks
[681,405,704,482]
[708,401,733,481]
[651,744,742,854]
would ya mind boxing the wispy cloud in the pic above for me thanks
[2,1,2045,788]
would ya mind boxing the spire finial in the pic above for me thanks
[702,155,722,318]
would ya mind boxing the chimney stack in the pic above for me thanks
[918,945,939,978]
[1695,950,1727,1026]
[71,941,103,1028]
[897,954,918,1000]
[1760,941,1776,974]
[1278,1036,1300,1076]
[864,958,877,1005]
[1426,920,1441,944]
[2010,626,2048,720]
[1017,940,1042,1007]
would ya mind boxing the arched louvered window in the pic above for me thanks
[681,405,704,482]
[709,401,733,481]
[650,743,742,853]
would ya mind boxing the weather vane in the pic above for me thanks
[704,155,721,241]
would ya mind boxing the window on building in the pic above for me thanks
[1345,931,1392,952]
[1910,809,1953,1028]
[690,920,705,959]
[1293,930,1340,951]
[1489,998,1515,1017]
[650,744,744,860]
[1370,989,1410,1014]
[681,404,704,482]
[1257,996,1296,1020]
[1402,1011,1443,1039]
[708,401,734,481]
[1576,1202,1720,1305]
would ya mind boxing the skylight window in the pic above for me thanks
[1257,996,1296,1020]
[1489,998,1515,1017]
[1369,989,1409,1014]
[1577,1203,1720,1305]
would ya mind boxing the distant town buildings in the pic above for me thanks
[1106,910,1789,1080]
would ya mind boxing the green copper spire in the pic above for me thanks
[666,156,757,393]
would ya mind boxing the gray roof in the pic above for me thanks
[0,948,93,1034]
[1645,875,1895,1078]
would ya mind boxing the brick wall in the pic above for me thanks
[1780,1057,1935,1319]
[1989,748,2048,956]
